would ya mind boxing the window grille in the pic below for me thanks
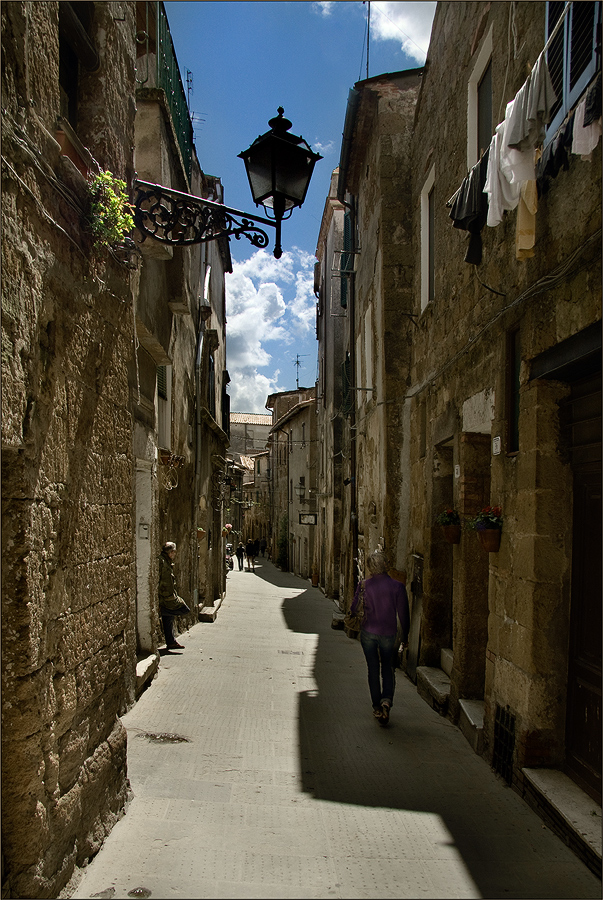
[493,704,516,785]
[546,1,601,139]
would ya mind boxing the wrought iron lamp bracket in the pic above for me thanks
[134,180,276,251]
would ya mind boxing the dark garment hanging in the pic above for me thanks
[536,110,575,197]
[583,71,602,127]
[449,148,490,265]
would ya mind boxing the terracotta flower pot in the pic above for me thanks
[442,524,461,544]
[477,528,501,552]
[311,573,319,586]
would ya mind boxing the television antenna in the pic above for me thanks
[294,354,309,389]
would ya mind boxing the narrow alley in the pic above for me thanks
[70,560,599,900]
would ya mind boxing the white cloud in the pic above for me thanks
[370,1,436,64]
[313,139,336,156]
[312,1,335,17]
[225,247,318,412]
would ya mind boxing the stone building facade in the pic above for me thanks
[1,4,138,896]
[409,0,601,812]
[266,388,317,575]
[318,69,423,602]
[315,0,600,865]
[228,412,272,461]
[1,2,232,895]
[314,169,346,599]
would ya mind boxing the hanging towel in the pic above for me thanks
[449,149,490,265]
[484,120,521,226]
[536,111,574,197]
[516,179,538,260]
[506,54,557,151]
[572,96,602,160]
[500,99,538,185]
[583,72,602,127]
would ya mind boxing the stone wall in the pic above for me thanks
[1,4,138,896]
[409,0,601,785]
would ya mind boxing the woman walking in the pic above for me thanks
[350,550,410,725]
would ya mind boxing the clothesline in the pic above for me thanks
[447,1,572,208]
[540,1,570,63]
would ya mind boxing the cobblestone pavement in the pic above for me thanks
[71,559,601,899]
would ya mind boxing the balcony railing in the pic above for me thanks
[136,2,194,179]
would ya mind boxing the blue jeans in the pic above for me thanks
[360,631,397,709]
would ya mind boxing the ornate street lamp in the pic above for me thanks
[133,108,321,260]
[239,108,322,258]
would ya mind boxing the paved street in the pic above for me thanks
[71,559,600,899]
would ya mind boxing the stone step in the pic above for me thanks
[522,767,602,878]
[440,647,453,677]
[135,653,160,698]
[416,666,450,716]
[458,698,484,754]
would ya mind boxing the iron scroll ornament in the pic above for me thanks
[133,180,275,250]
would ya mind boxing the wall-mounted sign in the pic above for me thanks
[492,436,501,456]
[454,464,461,479]
[299,513,317,525]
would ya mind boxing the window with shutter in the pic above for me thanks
[546,1,601,139]
[340,209,353,308]
[341,352,353,417]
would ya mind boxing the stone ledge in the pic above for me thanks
[416,666,450,715]
[135,653,160,698]
[522,767,602,878]
[198,596,224,623]
[459,698,484,754]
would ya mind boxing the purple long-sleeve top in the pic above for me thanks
[351,572,410,639]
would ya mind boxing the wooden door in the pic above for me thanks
[564,373,601,804]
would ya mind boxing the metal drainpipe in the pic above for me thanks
[348,200,358,593]
[194,255,206,610]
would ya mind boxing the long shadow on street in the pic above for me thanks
[253,562,599,899]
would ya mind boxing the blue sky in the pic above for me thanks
[165,1,436,412]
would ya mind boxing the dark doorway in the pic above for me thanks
[564,372,601,804]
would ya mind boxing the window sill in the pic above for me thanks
[55,116,95,179]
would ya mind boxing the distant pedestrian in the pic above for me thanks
[158,541,190,650]
[253,537,260,558]
[350,550,410,725]
[260,537,267,557]
[235,542,245,571]
[245,538,256,571]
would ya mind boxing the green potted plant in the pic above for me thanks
[469,506,503,552]
[87,170,134,250]
[435,508,462,544]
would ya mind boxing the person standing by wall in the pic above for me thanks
[158,542,190,650]
[351,550,410,725]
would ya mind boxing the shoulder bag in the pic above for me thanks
[344,580,366,631]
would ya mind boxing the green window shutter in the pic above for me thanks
[341,352,352,417]
[340,209,353,308]
[157,365,168,400]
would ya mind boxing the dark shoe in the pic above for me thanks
[379,701,390,726]
[167,641,184,650]
[373,707,384,721]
